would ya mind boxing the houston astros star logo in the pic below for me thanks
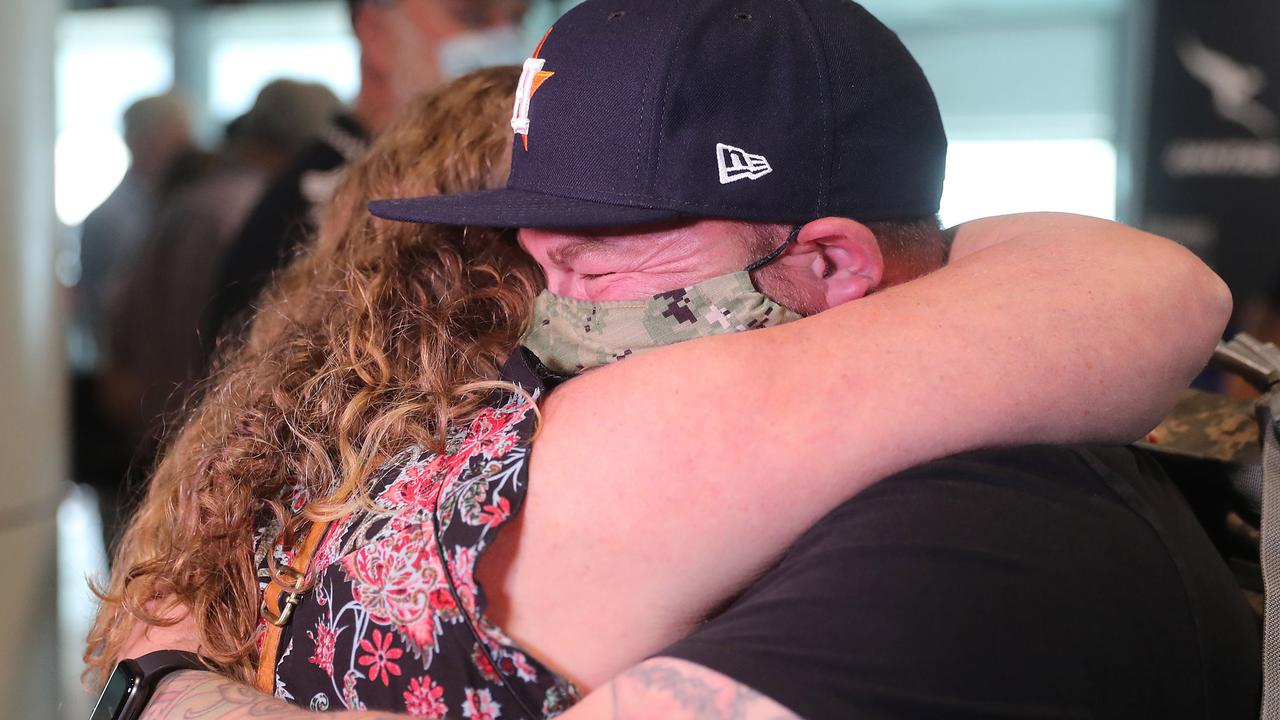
[512,28,556,151]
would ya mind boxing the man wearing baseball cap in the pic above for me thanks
[119,1,1257,718]
[371,1,1259,717]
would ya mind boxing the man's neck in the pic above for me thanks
[352,63,411,137]
[351,86,391,137]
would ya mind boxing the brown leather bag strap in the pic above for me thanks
[255,519,331,694]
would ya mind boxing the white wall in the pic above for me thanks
[0,0,67,718]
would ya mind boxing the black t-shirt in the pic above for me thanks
[664,445,1260,719]
[204,114,369,345]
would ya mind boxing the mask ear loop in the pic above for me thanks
[744,224,803,274]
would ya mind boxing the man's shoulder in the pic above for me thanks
[250,139,346,215]
[248,116,365,219]
[82,177,146,239]
[811,444,1154,533]
[665,443,1259,718]
[784,443,1197,574]
[232,132,352,251]
[892,443,1147,483]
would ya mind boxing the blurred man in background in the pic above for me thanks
[74,93,194,366]
[205,0,531,345]
[98,80,343,488]
[71,92,196,553]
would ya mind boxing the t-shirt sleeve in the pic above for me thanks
[660,445,1259,720]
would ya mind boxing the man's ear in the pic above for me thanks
[794,217,884,307]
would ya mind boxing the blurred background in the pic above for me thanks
[0,0,1272,716]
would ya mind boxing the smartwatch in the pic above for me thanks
[89,651,207,720]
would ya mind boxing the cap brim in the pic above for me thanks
[368,188,686,230]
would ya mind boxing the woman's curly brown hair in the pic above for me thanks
[84,66,538,687]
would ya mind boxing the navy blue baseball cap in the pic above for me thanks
[369,0,947,229]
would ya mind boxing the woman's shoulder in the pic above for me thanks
[266,366,578,717]
[253,359,545,582]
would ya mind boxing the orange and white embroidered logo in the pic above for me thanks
[512,28,556,151]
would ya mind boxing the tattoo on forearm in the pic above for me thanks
[607,659,796,720]
[141,662,794,720]
[140,672,403,720]
[614,662,721,718]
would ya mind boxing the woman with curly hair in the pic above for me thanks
[87,66,1229,719]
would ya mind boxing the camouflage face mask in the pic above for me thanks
[524,271,805,375]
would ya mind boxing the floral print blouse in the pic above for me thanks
[254,350,578,718]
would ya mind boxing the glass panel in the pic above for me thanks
[206,2,358,123]
[56,7,173,227]
[940,139,1118,226]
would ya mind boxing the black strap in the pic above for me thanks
[133,650,207,682]
[744,225,802,274]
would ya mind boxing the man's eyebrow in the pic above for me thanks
[547,238,608,266]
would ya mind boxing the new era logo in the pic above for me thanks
[717,143,773,184]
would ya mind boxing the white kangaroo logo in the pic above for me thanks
[1178,36,1278,138]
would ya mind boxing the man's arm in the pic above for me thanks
[564,659,797,720]
[142,672,391,720]
[125,618,785,720]
[495,213,1234,689]
[141,661,793,720]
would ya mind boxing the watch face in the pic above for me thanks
[90,664,140,720]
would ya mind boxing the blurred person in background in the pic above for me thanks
[205,0,531,348]
[74,92,195,366]
[96,80,344,532]
[71,91,196,553]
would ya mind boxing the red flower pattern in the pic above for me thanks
[358,628,404,686]
[510,651,538,684]
[462,687,502,720]
[260,380,578,717]
[478,497,512,529]
[447,546,480,615]
[451,407,523,474]
[472,644,501,683]
[307,618,339,678]
[429,587,458,614]
[403,676,449,719]
[379,460,446,514]
[342,527,446,653]
[285,482,309,514]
